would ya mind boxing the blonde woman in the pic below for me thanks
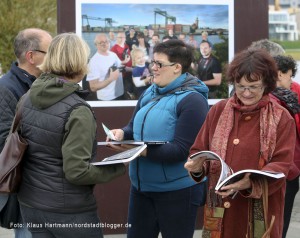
[17,33,125,238]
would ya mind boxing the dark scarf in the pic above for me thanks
[271,87,300,115]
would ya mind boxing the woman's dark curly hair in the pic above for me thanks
[226,48,278,95]
[273,55,297,77]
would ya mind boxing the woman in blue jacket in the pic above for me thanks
[109,39,209,238]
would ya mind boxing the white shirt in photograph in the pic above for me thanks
[87,51,124,100]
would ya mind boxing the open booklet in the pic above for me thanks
[97,141,168,145]
[92,144,147,166]
[190,151,285,191]
[100,123,168,145]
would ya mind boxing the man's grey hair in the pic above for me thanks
[248,39,285,57]
[94,33,108,45]
[13,29,43,63]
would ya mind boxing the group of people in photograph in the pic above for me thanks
[84,28,223,101]
[0,26,299,238]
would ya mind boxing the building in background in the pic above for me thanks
[271,0,300,8]
[269,0,299,40]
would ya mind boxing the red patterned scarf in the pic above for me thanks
[211,94,282,171]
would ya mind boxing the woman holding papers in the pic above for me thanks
[17,33,125,238]
[109,39,209,238]
[184,49,296,238]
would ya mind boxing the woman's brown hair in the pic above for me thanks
[226,48,278,94]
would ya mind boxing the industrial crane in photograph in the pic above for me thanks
[154,8,176,27]
[82,14,117,31]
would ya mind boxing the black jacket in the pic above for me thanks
[0,62,35,215]
[0,62,35,151]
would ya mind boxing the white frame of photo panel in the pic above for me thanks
[76,0,234,107]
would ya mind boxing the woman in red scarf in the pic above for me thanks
[185,49,296,238]
[270,55,300,238]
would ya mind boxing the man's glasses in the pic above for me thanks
[235,84,264,93]
[32,49,47,54]
[96,41,109,46]
[150,60,176,69]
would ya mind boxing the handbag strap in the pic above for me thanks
[247,178,276,238]
[11,93,29,133]
[261,178,275,238]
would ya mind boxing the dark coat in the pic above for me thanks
[0,62,35,214]
[0,62,35,151]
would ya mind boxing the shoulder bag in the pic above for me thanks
[0,93,28,193]
[0,93,28,229]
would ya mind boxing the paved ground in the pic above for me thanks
[1,188,299,237]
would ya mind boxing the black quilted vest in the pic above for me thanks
[18,92,97,213]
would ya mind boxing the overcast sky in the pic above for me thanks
[81,4,229,29]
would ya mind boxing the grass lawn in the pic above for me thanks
[273,40,300,60]
[285,49,300,61]
[278,40,300,49]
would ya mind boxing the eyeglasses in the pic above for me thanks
[32,49,47,54]
[151,60,176,69]
[235,84,264,93]
[96,41,109,46]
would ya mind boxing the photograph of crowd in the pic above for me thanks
[76,0,234,105]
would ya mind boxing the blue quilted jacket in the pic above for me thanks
[128,73,209,192]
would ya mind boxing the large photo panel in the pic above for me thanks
[76,0,234,107]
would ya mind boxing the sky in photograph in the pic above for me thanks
[81,4,229,29]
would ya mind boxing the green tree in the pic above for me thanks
[0,0,57,73]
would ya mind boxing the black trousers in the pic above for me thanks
[127,182,206,238]
[282,176,299,238]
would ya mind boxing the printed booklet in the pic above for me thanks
[100,123,168,145]
[92,144,147,166]
[97,141,168,146]
[189,151,285,191]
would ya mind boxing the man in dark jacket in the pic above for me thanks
[193,40,222,98]
[0,28,52,238]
